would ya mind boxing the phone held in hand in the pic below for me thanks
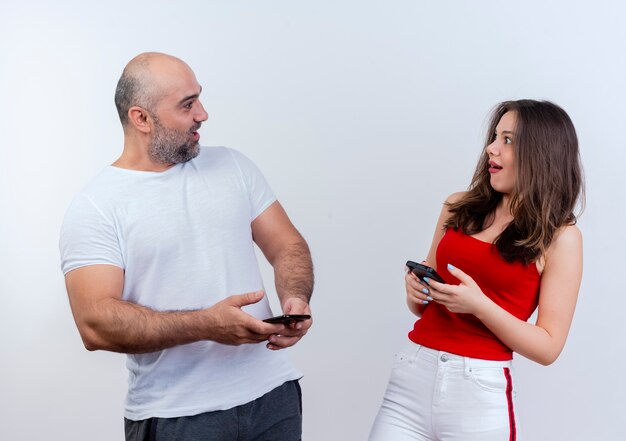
[406,260,446,284]
[263,314,312,324]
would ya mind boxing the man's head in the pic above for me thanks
[114,52,208,165]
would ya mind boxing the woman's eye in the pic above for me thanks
[504,137,512,144]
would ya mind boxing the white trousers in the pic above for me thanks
[368,341,519,441]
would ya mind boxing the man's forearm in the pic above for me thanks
[273,240,314,305]
[80,298,210,353]
[76,290,278,354]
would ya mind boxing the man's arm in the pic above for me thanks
[251,201,314,350]
[65,264,284,354]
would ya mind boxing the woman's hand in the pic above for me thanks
[405,265,434,307]
[424,264,491,315]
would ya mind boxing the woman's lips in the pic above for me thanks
[488,160,502,173]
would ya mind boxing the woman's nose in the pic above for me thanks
[486,140,499,156]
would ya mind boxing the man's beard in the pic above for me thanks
[148,117,201,165]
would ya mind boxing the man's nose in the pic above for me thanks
[195,101,209,122]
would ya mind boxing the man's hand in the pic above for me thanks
[206,291,286,346]
[65,264,286,353]
[266,297,313,350]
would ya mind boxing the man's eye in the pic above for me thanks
[184,101,193,109]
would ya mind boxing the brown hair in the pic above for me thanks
[444,100,584,264]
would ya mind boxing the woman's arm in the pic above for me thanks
[406,192,464,317]
[425,224,583,365]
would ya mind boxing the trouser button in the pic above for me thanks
[440,354,449,362]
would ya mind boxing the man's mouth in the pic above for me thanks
[190,124,201,141]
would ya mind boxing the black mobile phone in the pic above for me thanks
[263,314,311,324]
[406,260,446,284]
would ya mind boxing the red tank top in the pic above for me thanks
[408,228,541,360]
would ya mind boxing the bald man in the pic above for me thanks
[60,53,313,441]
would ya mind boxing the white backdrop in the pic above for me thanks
[1,1,625,440]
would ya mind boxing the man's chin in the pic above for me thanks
[172,143,200,164]
[186,143,201,160]
[149,139,201,165]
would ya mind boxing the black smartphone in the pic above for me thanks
[406,260,445,284]
[263,314,311,324]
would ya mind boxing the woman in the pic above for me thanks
[368,100,584,441]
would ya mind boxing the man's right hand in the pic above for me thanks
[204,291,285,346]
[66,265,285,353]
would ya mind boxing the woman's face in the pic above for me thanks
[486,111,517,195]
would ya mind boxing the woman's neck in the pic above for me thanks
[474,196,514,242]
[494,196,514,222]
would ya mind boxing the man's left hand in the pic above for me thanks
[266,297,312,350]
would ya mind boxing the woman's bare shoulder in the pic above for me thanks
[539,224,583,272]
[552,224,583,250]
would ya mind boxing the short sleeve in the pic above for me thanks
[227,149,277,220]
[59,194,124,275]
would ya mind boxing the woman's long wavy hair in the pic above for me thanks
[444,100,584,264]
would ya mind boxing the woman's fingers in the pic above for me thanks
[406,272,434,303]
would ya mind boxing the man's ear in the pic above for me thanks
[127,106,152,134]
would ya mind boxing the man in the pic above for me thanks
[59,52,314,441]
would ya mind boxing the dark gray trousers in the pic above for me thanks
[125,380,302,441]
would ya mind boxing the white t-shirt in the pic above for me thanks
[59,146,302,420]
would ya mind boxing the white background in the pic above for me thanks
[1,1,625,440]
